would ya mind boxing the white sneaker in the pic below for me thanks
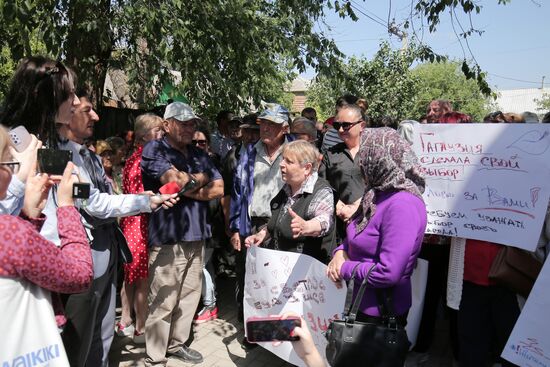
[115,322,135,337]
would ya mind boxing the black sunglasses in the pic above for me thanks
[333,120,362,131]
[192,139,207,146]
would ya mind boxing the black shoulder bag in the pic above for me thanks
[325,264,410,367]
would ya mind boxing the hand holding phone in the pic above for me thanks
[22,168,55,218]
[8,126,33,153]
[8,126,42,182]
[246,316,301,343]
[37,149,73,175]
[277,313,324,367]
[57,162,80,207]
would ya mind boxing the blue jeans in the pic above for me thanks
[202,248,216,307]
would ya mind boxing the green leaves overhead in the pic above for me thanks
[1,0,346,114]
[308,42,420,122]
[0,0,506,114]
[308,43,492,122]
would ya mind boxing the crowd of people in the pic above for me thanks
[1,54,549,367]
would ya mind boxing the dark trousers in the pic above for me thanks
[458,281,520,367]
[62,246,117,367]
[414,244,459,358]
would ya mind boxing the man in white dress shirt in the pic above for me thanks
[43,93,173,367]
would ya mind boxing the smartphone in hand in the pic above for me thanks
[8,126,32,152]
[37,149,73,175]
[246,316,301,343]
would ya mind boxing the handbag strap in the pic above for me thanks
[344,264,377,323]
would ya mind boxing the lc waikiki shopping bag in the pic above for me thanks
[0,277,69,366]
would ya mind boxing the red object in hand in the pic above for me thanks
[158,182,181,195]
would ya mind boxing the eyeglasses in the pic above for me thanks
[0,161,20,174]
[192,139,207,147]
[333,120,362,131]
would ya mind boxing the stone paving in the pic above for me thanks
[109,277,455,367]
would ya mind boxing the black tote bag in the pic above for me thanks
[325,265,410,367]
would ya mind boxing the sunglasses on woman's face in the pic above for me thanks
[192,139,207,147]
[333,120,362,131]
[0,161,20,174]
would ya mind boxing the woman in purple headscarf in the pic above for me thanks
[327,127,427,328]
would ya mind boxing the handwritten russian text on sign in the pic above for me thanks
[502,258,550,367]
[244,247,347,367]
[412,124,550,250]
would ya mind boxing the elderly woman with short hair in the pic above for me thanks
[245,140,334,263]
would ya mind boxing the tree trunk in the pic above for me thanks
[65,0,113,109]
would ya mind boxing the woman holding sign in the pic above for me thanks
[244,140,334,263]
[327,127,427,366]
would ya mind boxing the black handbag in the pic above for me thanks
[114,223,133,264]
[325,265,410,367]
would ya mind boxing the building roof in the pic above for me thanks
[495,88,550,114]
[286,76,311,92]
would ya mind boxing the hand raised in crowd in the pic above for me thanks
[288,208,306,238]
[326,249,349,289]
[288,208,323,238]
[9,134,42,183]
[22,161,79,218]
[230,232,242,251]
[57,162,80,207]
[22,161,56,218]
[244,229,267,248]
[274,312,326,367]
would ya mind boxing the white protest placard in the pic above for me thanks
[412,124,550,250]
[502,258,550,367]
[244,247,347,367]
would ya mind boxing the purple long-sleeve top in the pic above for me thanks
[334,191,427,317]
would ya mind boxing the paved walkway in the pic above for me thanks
[109,277,455,367]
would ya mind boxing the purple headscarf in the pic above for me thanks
[354,127,426,234]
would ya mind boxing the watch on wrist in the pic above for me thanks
[177,177,198,197]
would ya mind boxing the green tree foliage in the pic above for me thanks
[308,42,420,121]
[0,0,348,114]
[0,47,16,103]
[0,0,505,114]
[535,93,550,112]
[0,30,49,102]
[308,47,492,122]
[411,61,493,121]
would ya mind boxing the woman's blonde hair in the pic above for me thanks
[134,113,164,143]
[95,140,112,156]
[0,125,11,161]
[282,140,321,172]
